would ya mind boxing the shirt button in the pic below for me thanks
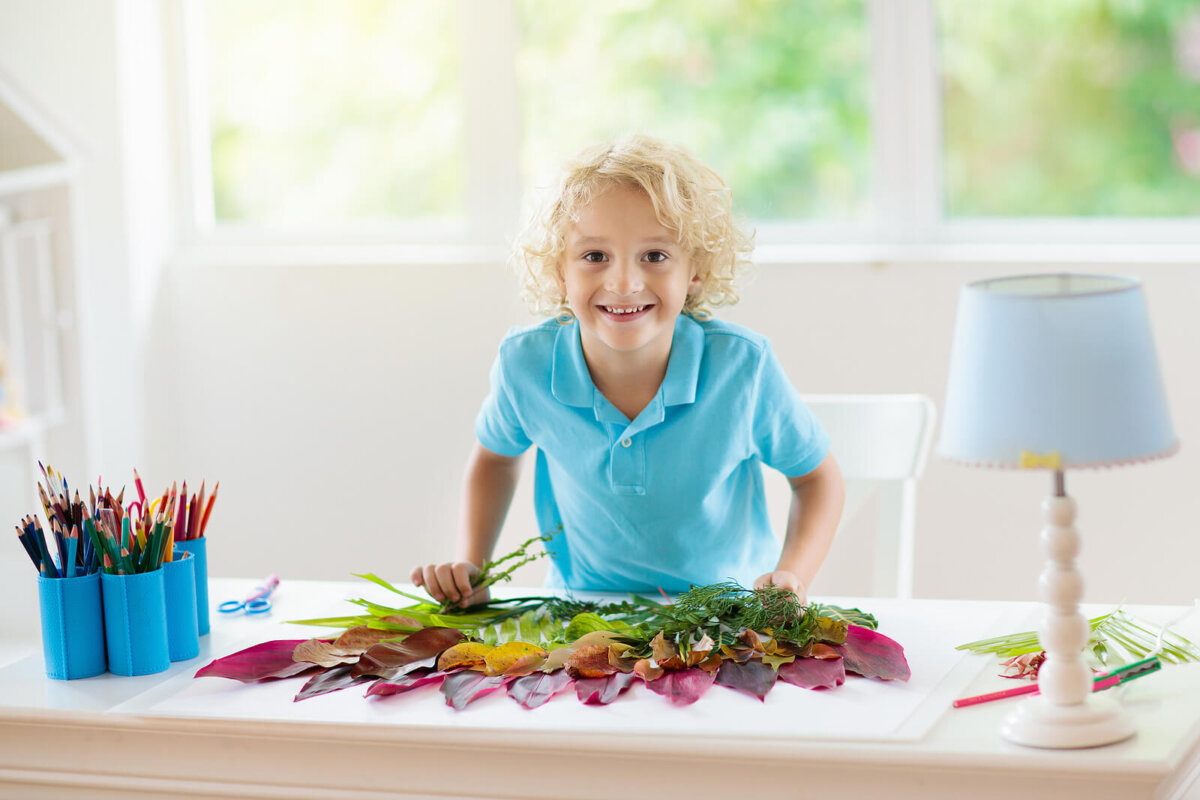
[621,438,632,448]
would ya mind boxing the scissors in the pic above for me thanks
[219,574,279,615]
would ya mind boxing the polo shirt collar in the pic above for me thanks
[551,315,704,409]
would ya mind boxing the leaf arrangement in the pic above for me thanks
[195,574,910,710]
[957,607,1200,674]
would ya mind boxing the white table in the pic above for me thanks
[1,578,1199,800]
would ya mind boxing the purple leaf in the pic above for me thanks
[442,670,510,710]
[352,627,465,679]
[834,624,911,681]
[508,670,573,709]
[644,667,715,705]
[777,656,846,690]
[294,664,375,701]
[195,639,317,683]
[366,668,447,698]
[714,659,778,701]
[575,672,636,705]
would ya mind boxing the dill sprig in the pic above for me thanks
[625,581,818,652]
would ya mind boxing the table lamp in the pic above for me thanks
[938,273,1178,749]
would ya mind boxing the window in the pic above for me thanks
[940,1,1200,217]
[199,0,462,227]
[181,0,1200,253]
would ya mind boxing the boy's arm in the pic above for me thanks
[411,442,523,606]
[755,453,845,604]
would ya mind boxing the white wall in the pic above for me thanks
[155,258,1199,605]
[2,2,1198,634]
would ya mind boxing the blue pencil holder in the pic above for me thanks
[101,568,170,676]
[37,572,106,680]
[163,550,199,662]
[174,537,209,636]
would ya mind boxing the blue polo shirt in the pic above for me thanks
[475,314,829,592]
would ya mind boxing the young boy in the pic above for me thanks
[413,136,844,606]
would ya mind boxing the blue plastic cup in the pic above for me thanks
[37,572,106,680]
[174,537,209,635]
[100,569,170,676]
[163,550,199,661]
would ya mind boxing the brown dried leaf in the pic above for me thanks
[608,643,637,674]
[379,615,423,629]
[570,630,624,650]
[437,642,494,672]
[651,632,685,670]
[484,642,548,676]
[542,647,573,672]
[566,644,619,678]
[738,629,765,652]
[685,634,715,666]
[292,639,360,668]
[811,643,841,660]
[332,626,405,653]
[634,658,664,682]
[351,627,464,679]
[697,652,724,673]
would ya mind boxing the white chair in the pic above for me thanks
[767,394,937,599]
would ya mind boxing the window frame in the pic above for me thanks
[170,0,1200,267]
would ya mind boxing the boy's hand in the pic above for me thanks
[754,569,808,606]
[410,561,491,608]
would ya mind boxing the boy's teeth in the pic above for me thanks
[604,305,646,314]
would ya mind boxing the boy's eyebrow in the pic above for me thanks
[570,234,678,246]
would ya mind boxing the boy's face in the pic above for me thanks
[562,184,700,364]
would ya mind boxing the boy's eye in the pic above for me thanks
[644,250,669,263]
[582,251,607,263]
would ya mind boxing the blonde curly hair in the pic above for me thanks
[513,135,754,320]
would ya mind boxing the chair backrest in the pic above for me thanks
[767,394,936,598]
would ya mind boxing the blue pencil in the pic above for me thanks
[65,532,78,579]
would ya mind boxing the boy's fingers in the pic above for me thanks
[410,566,423,586]
[435,563,459,602]
[450,563,475,601]
[420,565,445,602]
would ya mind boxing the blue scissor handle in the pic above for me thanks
[218,598,272,614]
[243,598,271,614]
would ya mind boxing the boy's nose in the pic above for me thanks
[605,258,644,294]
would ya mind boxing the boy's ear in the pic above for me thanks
[687,272,702,295]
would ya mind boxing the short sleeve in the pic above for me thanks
[751,342,830,477]
[474,350,533,457]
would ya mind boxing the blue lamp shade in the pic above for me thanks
[938,274,1178,468]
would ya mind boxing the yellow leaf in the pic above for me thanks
[437,641,494,672]
[484,641,548,676]
[570,630,624,650]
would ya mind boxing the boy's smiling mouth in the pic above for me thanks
[599,304,654,320]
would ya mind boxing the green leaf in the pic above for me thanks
[565,612,634,642]
[352,572,432,604]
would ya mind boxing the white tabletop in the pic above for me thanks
[2,578,1199,800]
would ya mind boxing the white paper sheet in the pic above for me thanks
[118,582,1030,742]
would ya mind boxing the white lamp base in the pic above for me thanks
[1000,693,1135,749]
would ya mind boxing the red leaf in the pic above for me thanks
[714,659,778,701]
[507,670,573,709]
[294,664,374,701]
[777,656,846,690]
[833,625,911,681]
[442,670,510,709]
[644,667,715,705]
[352,627,465,679]
[195,639,317,683]
[366,668,447,698]
[574,671,636,705]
